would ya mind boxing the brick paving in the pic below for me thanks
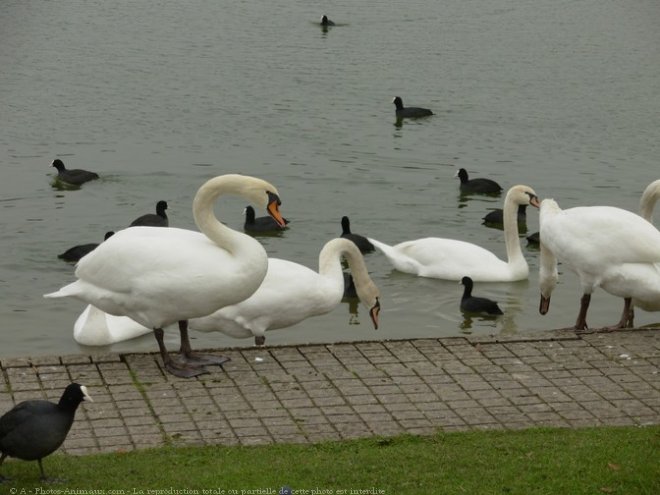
[0,329,658,455]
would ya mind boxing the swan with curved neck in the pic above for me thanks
[368,185,539,282]
[70,238,381,347]
[45,174,286,377]
[539,181,660,330]
[189,238,381,345]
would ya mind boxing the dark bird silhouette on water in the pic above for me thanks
[392,96,433,119]
[460,276,503,315]
[340,216,374,253]
[244,205,289,233]
[456,168,502,195]
[129,200,169,227]
[58,231,115,263]
[51,159,99,186]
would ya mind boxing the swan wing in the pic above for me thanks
[371,237,510,281]
[543,206,660,267]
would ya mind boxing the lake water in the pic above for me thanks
[1,0,659,358]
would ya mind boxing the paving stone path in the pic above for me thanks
[1,329,658,455]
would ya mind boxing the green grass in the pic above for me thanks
[1,427,658,494]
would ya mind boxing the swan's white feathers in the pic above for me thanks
[66,238,378,346]
[47,226,267,328]
[368,185,536,282]
[539,193,660,320]
[541,203,660,269]
[189,238,379,342]
[74,305,151,345]
[378,238,510,280]
[190,257,343,337]
[45,174,276,334]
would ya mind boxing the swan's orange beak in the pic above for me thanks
[530,195,541,208]
[539,295,551,315]
[369,298,381,330]
[266,193,286,228]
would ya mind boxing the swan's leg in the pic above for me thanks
[254,335,265,346]
[153,328,208,378]
[177,321,231,367]
[604,298,634,331]
[574,293,591,331]
[628,306,635,328]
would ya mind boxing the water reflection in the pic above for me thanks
[459,313,499,333]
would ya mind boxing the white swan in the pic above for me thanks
[70,238,381,347]
[45,174,286,377]
[189,238,381,345]
[538,186,660,330]
[368,185,540,282]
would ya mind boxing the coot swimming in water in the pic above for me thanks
[392,96,433,119]
[340,216,374,253]
[460,276,503,315]
[51,159,99,186]
[129,200,169,227]
[58,231,115,262]
[456,168,502,194]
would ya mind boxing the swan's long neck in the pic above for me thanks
[539,242,558,299]
[502,191,526,267]
[318,239,379,307]
[192,175,263,256]
[639,179,660,223]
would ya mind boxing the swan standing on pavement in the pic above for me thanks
[189,238,381,345]
[538,188,660,330]
[45,174,286,377]
[369,185,540,282]
[71,238,380,347]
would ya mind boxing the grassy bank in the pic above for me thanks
[1,426,658,494]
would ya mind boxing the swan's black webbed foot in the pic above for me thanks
[179,352,230,368]
[254,335,266,346]
[165,359,209,378]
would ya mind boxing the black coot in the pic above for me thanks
[482,205,527,225]
[320,15,335,26]
[58,231,115,262]
[460,276,503,315]
[340,216,374,253]
[0,383,92,481]
[130,200,169,227]
[456,168,502,194]
[244,205,289,233]
[392,96,433,119]
[51,159,99,186]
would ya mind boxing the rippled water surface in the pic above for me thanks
[1,0,659,358]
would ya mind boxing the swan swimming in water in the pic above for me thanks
[71,238,381,347]
[190,238,381,345]
[369,185,540,282]
[539,181,660,330]
[45,174,286,377]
